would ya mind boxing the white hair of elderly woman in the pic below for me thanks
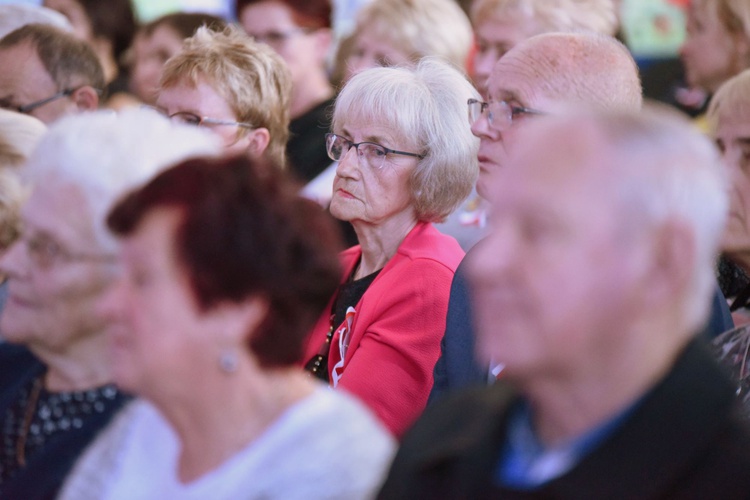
[0,4,73,39]
[23,107,221,253]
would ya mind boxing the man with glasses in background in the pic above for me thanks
[0,23,103,124]
[436,0,618,251]
[429,32,647,401]
[431,31,735,402]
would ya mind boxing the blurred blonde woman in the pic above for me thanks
[470,0,618,96]
[340,0,473,82]
[155,26,292,164]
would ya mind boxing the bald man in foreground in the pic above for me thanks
[429,32,733,400]
[380,105,750,499]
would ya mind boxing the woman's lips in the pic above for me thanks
[336,188,355,199]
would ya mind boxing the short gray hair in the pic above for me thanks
[0,5,72,39]
[25,108,221,253]
[588,107,727,333]
[332,58,479,222]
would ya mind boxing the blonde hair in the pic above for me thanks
[354,0,473,71]
[160,26,292,167]
[707,69,750,130]
[333,58,479,222]
[471,0,618,36]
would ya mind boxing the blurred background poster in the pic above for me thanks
[620,0,688,58]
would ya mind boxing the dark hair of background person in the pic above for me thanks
[76,0,137,70]
[0,23,105,91]
[107,155,343,368]
[141,12,227,39]
[235,0,332,29]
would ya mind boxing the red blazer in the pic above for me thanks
[303,222,464,438]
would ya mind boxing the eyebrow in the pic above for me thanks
[364,134,394,146]
[493,90,525,105]
[339,128,386,143]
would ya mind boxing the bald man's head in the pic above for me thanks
[472,32,642,197]
[495,32,642,111]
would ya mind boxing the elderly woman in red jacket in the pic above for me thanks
[303,57,479,437]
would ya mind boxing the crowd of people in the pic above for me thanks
[2,0,750,498]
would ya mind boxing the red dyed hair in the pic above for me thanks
[235,0,332,29]
[107,155,342,367]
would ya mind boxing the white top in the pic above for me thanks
[59,387,396,500]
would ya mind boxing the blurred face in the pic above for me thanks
[156,78,250,155]
[240,0,329,88]
[0,182,115,353]
[345,27,413,81]
[468,128,646,378]
[329,119,419,228]
[681,0,746,93]
[43,0,93,42]
[99,208,227,398]
[715,108,750,256]
[129,25,185,105]
[472,14,541,98]
[0,42,79,124]
[472,51,555,198]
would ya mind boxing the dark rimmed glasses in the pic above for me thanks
[468,98,546,132]
[1,87,101,115]
[325,133,425,170]
[143,106,254,129]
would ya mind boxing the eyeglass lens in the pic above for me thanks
[327,135,389,169]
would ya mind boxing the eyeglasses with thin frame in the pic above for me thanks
[14,232,116,270]
[143,106,254,129]
[1,87,102,115]
[251,27,315,46]
[325,133,425,170]
[467,98,546,132]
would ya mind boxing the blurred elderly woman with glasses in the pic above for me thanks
[302,58,479,438]
[0,110,46,313]
[153,25,292,164]
[59,155,395,499]
[0,108,218,499]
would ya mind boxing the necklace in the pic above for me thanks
[16,376,43,467]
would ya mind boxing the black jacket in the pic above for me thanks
[382,340,750,499]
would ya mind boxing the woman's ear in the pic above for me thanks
[213,295,270,345]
